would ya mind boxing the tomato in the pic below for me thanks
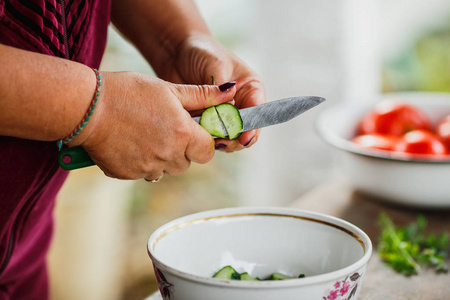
[436,114,450,150]
[358,100,431,136]
[351,134,398,151]
[394,129,447,155]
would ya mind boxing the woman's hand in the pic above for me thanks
[71,71,236,180]
[161,35,266,153]
[111,0,265,153]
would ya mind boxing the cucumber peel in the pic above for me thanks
[199,103,243,139]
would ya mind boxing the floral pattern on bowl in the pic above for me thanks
[154,266,174,300]
[153,267,364,300]
[323,272,362,300]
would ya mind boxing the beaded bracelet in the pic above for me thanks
[57,68,102,151]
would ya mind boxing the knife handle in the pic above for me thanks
[58,146,95,170]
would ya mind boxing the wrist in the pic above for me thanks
[63,69,105,148]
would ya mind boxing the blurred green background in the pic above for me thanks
[383,22,450,92]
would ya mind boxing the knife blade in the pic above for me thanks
[193,96,325,136]
[58,96,325,170]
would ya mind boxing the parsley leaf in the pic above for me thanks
[377,213,449,276]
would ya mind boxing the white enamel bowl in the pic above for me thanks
[147,207,372,300]
[316,92,450,208]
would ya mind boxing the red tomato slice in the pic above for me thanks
[394,129,447,155]
[351,134,398,151]
[358,100,431,136]
[436,115,450,150]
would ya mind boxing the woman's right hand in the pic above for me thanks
[71,71,236,180]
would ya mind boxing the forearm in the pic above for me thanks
[0,44,98,143]
[110,0,211,77]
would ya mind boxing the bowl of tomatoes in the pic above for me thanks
[316,92,450,208]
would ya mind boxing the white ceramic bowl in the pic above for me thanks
[147,207,372,300]
[316,92,450,208]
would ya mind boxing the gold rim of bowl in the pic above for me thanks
[152,212,365,252]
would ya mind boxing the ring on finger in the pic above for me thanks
[145,175,163,183]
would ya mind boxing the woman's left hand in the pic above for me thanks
[161,34,266,152]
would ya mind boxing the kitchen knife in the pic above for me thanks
[58,96,325,170]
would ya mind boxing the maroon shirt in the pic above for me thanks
[0,1,110,298]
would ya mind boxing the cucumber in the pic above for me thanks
[212,266,305,281]
[213,266,241,280]
[215,103,243,139]
[199,106,227,138]
[199,104,242,139]
[269,272,294,280]
[240,272,260,281]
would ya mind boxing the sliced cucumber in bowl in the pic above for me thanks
[213,265,242,280]
[212,265,305,281]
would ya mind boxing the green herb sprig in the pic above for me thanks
[377,213,449,276]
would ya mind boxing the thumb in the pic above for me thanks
[174,81,237,111]
[185,119,216,164]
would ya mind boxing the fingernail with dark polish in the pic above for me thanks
[218,81,236,92]
[215,144,227,150]
[244,138,254,147]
